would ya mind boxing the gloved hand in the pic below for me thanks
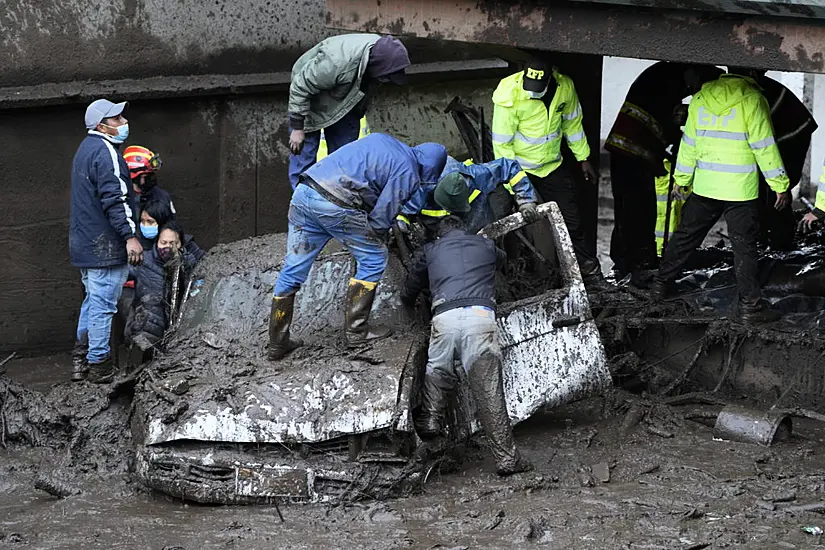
[395,217,410,234]
[289,129,305,154]
[519,202,540,223]
[671,186,690,202]
[799,211,821,233]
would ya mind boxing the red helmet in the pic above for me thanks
[123,145,162,180]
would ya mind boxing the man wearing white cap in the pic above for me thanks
[69,99,142,384]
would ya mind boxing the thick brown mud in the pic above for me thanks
[5,356,825,549]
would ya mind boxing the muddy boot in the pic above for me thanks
[649,277,668,301]
[467,354,532,476]
[87,358,116,384]
[71,339,89,382]
[345,278,392,346]
[268,292,303,361]
[580,261,613,292]
[415,373,455,439]
[740,301,782,324]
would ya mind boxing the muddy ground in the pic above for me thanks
[4,353,825,550]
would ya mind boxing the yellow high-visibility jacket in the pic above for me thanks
[674,75,789,201]
[815,159,825,215]
[492,70,590,178]
[654,159,690,256]
[316,117,371,162]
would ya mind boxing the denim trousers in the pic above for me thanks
[273,184,388,295]
[76,265,129,363]
[288,110,361,190]
[426,306,500,379]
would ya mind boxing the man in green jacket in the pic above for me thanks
[287,34,410,189]
[651,71,791,323]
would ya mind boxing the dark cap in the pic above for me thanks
[434,172,471,214]
[522,60,551,93]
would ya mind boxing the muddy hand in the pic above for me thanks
[289,129,305,155]
[580,160,598,185]
[774,190,791,211]
[126,237,144,266]
[799,211,820,233]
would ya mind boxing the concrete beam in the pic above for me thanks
[566,0,825,18]
[326,0,825,74]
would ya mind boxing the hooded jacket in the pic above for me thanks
[288,34,410,132]
[492,70,590,178]
[674,74,789,201]
[303,133,447,234]
[69,132,139,268]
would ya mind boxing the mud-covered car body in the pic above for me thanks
[131,203,610,504]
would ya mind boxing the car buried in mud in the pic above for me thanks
[130,203,611,504]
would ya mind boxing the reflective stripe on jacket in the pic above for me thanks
[654,159,690,256]
[317,117,371,161]
[674,74,789,201]
[492,70,590,178]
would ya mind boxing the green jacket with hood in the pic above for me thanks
[674,74,789,201]
[289,34,388,133]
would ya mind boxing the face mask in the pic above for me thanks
[140,224,158,239]
[156,245,178,264]
[527,86,548,100]
[103,123,130,144]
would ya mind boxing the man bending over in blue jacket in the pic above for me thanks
[401,215,532,476]
[269,133,447,360]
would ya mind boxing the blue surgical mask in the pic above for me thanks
[104,123,130,144]
[140,224,158,239]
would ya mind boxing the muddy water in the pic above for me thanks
[4,358,825,549]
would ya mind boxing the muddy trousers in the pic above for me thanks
[609,154,658,275]
[758,182,796,251]
[657,194,761,309]
[76,265,129,364]
[528,169,602,276]
[273,184,388,296]
[424,306,522,471]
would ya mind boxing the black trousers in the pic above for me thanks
[528,167,600,274]
[658,194,761,308]
[609,154,658,276]
[758,181,795,251]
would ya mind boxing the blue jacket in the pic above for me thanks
[304,133,447,234]
[401,156,537,219]
[69,132,139,268]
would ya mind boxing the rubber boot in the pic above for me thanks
[580,260,613,292]
[345,278,392,346]
[71,338,89,382]
[649,277,668,301]
[268,292,303,361]
[467,354,532,476]
[87,358,116,385]
[740,300,782,324]
[415,373,455,439]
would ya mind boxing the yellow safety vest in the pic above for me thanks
[316,117,370,162]
[674,75,789,201]
[654,159,690,256]
[492,70,590,178]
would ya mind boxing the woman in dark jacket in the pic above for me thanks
[139,199,204,260]
[125,221,202,352]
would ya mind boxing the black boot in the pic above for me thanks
[580,260,613,292]
[268,292,303,361]
[71,338,89,382]
[467,354,532,476]
[649,277,668,301]
[740,301,782,324]
[415,373,455,439]
[87,358,116,384]
[345,278,392,346]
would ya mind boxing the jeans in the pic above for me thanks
[426,306,500,380]
[658,194,761,308]
[288,110,362,190]
[273,184,388,295]
[76,265,129,364]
